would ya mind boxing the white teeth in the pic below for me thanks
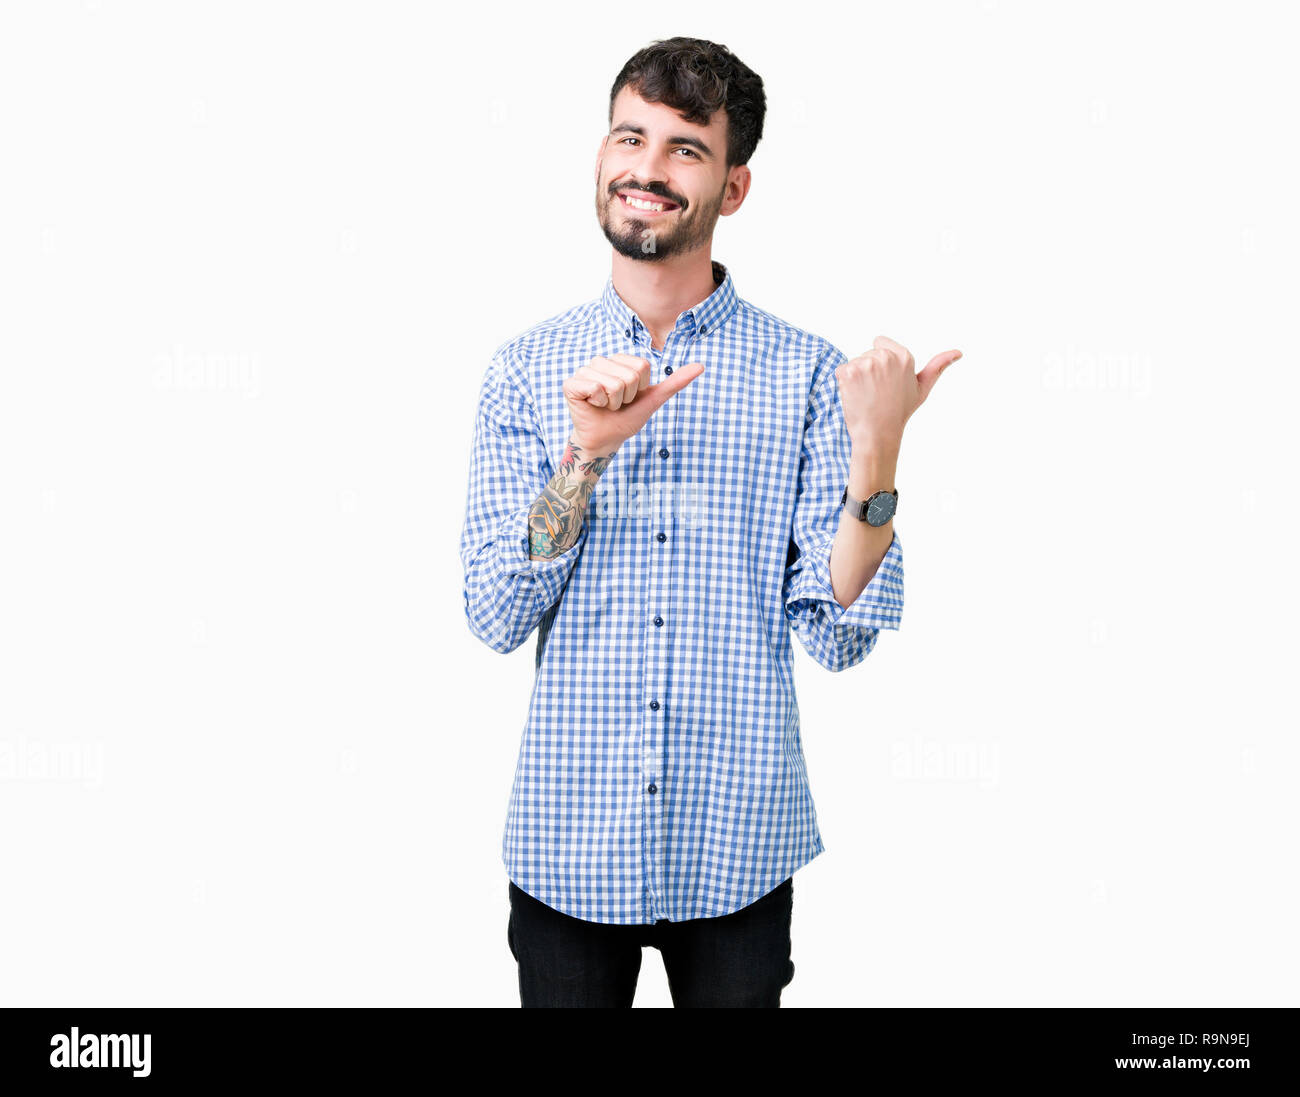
[622,194,669,212]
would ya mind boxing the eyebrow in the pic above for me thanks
[609,121,714,159]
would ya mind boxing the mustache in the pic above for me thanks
[611,185,684,208]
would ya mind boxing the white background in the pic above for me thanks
[1,0,1295,1007]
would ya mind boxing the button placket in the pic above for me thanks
[642,328,685,921]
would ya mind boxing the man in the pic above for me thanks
[459,36,961,1007]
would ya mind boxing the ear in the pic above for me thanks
[720,164,753,217]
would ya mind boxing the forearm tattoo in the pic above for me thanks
[528,440,613,559]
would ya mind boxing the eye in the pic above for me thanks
[618,137,699,158]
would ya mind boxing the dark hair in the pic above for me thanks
[608,37,766,171]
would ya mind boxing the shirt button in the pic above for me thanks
[649,700,659,710]
[656,531,666,542]
[624,328,631,337]
[664,365,673,375]
[653,615,663,626]
[647,784,657,794]
[699,323,708,334]
[658,447,669,459]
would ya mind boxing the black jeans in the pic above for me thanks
[506,877,795,1007]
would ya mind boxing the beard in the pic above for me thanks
[595,180,726,262]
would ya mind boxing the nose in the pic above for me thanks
[617,146,678,202]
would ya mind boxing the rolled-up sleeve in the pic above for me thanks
[782,344,905,672]
[459,353,587,654]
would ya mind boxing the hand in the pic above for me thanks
[563,354,705,456]
[837,336,962,454]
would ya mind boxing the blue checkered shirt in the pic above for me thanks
[460,260,904,924]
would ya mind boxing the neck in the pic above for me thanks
[610,249,719,351]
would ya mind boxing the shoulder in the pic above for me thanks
[733,298,845,367]
[489,298,604,377]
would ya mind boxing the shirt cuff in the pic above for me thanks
[799,529,904,631]
[498,504,588,606]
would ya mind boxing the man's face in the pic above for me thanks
[595,86,745,262]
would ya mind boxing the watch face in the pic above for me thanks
[866,491,897,527]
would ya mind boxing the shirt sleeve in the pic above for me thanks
[459,352,588,654]
[782,343,905,672]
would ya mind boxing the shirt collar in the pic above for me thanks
[600,259,739,342]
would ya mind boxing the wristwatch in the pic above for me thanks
[841,485,898,527]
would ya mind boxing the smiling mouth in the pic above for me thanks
[618,192,679,214]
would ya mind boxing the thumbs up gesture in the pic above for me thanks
[564,353,705,456]
[837,336,962,455]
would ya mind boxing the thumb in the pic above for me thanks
[640,361,705,412]
[917,349,961,404]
